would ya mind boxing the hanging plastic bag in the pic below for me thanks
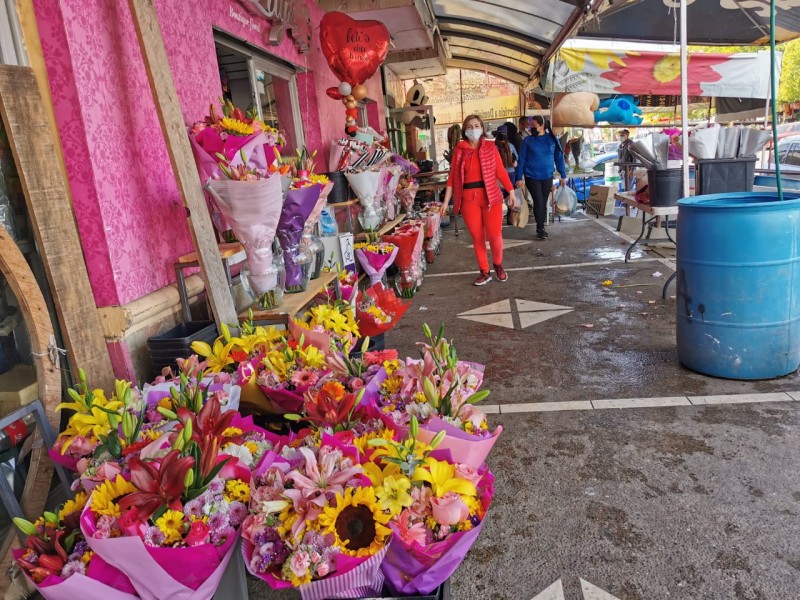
[509,188,529,228]
[554,184,577,216]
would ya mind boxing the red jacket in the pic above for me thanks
[447,139,513,214]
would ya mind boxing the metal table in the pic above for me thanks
[615,192,679,298]
[566,170,604,217]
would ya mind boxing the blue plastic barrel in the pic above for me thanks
[676,192,800,379]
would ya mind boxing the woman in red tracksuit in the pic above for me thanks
[441,114,516,286]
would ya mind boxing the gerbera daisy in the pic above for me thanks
[90,475,137,517]
[318,487,391,557]
[290,369,319,388]
[155,509,185,545]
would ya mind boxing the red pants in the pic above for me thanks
[461,188,503,272]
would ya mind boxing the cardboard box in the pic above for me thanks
[588,185,617,215]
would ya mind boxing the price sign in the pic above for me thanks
[339,233,355,273]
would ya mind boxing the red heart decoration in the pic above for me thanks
[319,12,390,86]
[326,87,343,100]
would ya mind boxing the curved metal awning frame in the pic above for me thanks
[432,1,591,88]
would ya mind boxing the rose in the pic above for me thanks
[95,461,122,481]
[67,435,95,457]
[458,405,487,431]
[349,377,365,391]
[185,520,210,546]
[430,492,470,526]
[290,550,311,577]
[316,562,330,577]
[118,508,147,537]
[242,514,266,540]
[454,464,483,487]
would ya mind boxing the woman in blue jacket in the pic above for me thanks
[515,116,567,240]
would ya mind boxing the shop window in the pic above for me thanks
[214,35,304,154]
[0,2,26,66]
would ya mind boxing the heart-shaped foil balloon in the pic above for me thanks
[319,12,390,86]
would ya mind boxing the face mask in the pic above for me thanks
[465,129,482,142]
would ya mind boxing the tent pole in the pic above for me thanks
[680,0,690,197]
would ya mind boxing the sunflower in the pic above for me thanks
[319,487,391,557]
[59,491,88,521]
[91,475,137,517]
[219,117,254,136]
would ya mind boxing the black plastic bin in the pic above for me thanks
[325,580,450,600]
[647,168,684,207]
[695,158,756,196]
[325,171,353,204]
[147,320,217,378]
[349,333,386,360]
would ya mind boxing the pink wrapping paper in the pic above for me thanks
[81,506,238,600]
[48,448,81,472]
[416,417,502,469]
[288,319,333,353]
[257,385,306,414]
[423,212,441,239]
[12,549,139,600]
[355,246,399,287]
[189,130,269,183]
[381,470,495,595]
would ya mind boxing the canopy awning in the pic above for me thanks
[432,0,589,85]
[578,0,800,45]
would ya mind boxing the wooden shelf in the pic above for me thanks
[177,242,243,265]
[327,199,359,208]
[240,270,337,323]
[355,215,406,241]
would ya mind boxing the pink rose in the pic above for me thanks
[349,377,365,391]
[242,514,266,540]
[68,435,94,457]
[185,520,210,546]
[290,550,311,577]
[76,458,90,474]
[430,492,469,526]
[118,507,147,538]
[316,562,330,577]
[454,464,483,487]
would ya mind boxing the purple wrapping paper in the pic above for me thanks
[355,247,399,287]
[277,184,323,287]
[206,176,285,296]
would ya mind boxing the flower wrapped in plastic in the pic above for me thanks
[241,440,390,599]
[346,167,387,236]
[376,325,501,468]
[364,421,495,595]
[80,433,250,600]
[277,181,324,292]
[354,241,398,287]
[12,495,138,600]
[356,284,411,338]
[396,177,419,212]
[382,223,423,271]
[382,165,403,220]
[206,170,285,304]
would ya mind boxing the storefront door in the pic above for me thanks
[215,35,305,154]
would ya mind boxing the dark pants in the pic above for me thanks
[524,177,552,233]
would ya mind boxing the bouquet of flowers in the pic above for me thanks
[365,420,495,595]
[256,335,328,414]
[382,165,403,220]
[205,161,286,304]
[377,325,501,468]
[277,180,323,293]
[346,166,387,240]
[355,284,411,338]
[12,496,139,599]
[50,371,134,472]
[80,431,249,600]
[354,241,398,287]
[242,439,390,599]
[396,176,419,212]
[383,223,424,298]
[288,302,360,354]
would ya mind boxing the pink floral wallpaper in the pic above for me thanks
[33,0,385,308]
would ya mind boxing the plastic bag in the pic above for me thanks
[554,185,577,216]
[508,188,529,228]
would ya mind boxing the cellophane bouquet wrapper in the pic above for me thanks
[241,453,388,600]
[346,169,386,231]
[416,417,502,469]
[383,166,403,220]
[355,246,399,287]
[381,470,495,595]
[397,179,419,212]
[141,377,241,413]
[12,549,139,600]
[383,225,423,270]
[277,184,323,288]
[80,504,237,600]
[206,176,284,296]
[48,448,81,472]
[356,284,411,338]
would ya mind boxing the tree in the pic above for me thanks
[778,39,800,103]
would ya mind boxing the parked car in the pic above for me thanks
[571,153,619,200]
[768,135,800,173]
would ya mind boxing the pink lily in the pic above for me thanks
[286,447,362,507]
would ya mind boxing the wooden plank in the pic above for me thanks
[0,66,116,390]
[128,0,237,328]
[177,242,244,264]
[241,270,337,323]
[0,228,60,594]
[355,214,405,241]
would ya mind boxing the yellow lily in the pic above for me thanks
[412,457,477,499]
[191,338,234,372]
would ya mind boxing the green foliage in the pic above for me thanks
[778,39,800,103]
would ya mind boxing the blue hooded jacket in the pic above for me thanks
[515,133,567,181]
